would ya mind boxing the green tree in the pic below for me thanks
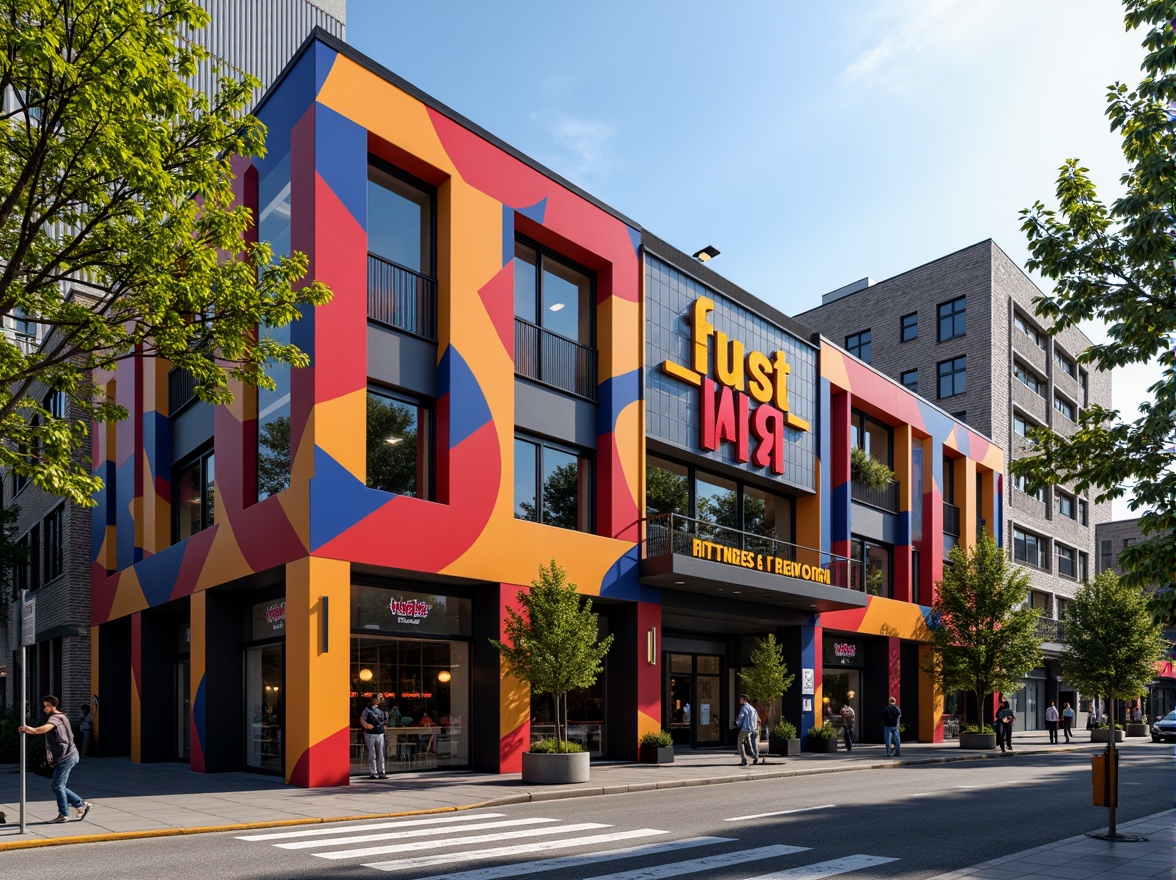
[1060,571,1167,836]
[737,633,795,729]
[927,533,1043,729]
[0,1,331,505]
[1013,0,1175,622]
[491,560,614,752]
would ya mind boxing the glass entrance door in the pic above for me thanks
[665,653,723,746]
[244,643,283,772]
[176,659,190,761]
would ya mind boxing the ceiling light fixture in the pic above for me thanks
[548,302,566,312]
[385,436,403,445]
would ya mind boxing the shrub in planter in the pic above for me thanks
[850,446,895,490]
[529,738,584,754]
[639,730,675,764]
[958,723,998,750]
[805,722,838,752]
[769,719,801,756]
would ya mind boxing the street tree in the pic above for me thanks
[1012,0,1175,622]
[927,533,1043,729]
[1060,570,1167,837]
[491,560,614,752]
[738,633,795,731]
[0,0,331,505]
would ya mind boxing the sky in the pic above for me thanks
[346,0,1161,518]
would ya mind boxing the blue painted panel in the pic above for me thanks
[437,346,491,449]
[308,446,394,551]
[315,102,368,230]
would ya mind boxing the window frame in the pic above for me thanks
[366,155,437,279]
[514,235,596,348]
[900,312,918,343]
[365,384,433,500]
[845,329,871,363]
[1013,361,1043,396]
[937,296,966,342]
[1053,393,1076,422]
[1014,312,1045,348]
[1013,525,1048,570]
[172,445,215,544]
[1055,542,1077,580]
[44,505,64,582]
[937,355,966,399]
[514,433,594,534]
[1013,472,1044,502]
[1054,349,1076,378]
[1055,490,1075,520]
[900,369,918,393]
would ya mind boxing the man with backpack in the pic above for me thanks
[882,696,902,757]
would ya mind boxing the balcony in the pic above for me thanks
[367,253,437,342]
[851,478,899,513]
[514,318,597,401]
[1036,617,1066,643]
[168,366,197,416]
[943,502,961,537]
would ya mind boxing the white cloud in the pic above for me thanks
[540,114,617,185]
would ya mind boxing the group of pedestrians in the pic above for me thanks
[1043,699,1076,743]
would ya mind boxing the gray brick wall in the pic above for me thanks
[1095,518,1147,579]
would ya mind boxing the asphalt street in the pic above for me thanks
[2,749,1170,879]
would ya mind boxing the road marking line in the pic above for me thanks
[236,812,506,841]
[317,822,610,860]
[278,817,555,850]
[744,854,900,879]
[578,844,811,880]
[725,805,835,821]
[398,835,728,879]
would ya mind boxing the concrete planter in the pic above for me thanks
[805,737,837,753]
[769,735,802,756]
[959,732,998,750]
[1091,728,1124,743]
[521,751,590,784]
[1125,723,1149,738]
[639,745,675,764]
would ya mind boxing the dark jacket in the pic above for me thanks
[882,703,901,726]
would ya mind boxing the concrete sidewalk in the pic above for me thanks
[0,730,1164,851]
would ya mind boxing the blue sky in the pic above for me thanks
[347,0,1157,517]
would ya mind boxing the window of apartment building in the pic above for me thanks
[900,312,918,342]
[1079,369,1089,406]
[1078,499,1088,526]
[1053,394,1076,422]
[851,537,892,598]
[951,410,967,422]
[1014,311,1045,348]
[174,446,215,543]
[1123,537,1136,549]
[937,296,966,341]
[1013,526,1048,570]
[1057,596,1071,620]
[257,152,292,501]
[44,505,64,582]
[1013,472,1044,502]
[1055,542,1077,580]
[851,410,893,465]
[845,329,871,363]
[1013,412,1038,441]
[1054,349,1076,378]
[367,159,437,340]
[1013,361,1042,395]
[366,387,432,499]
[28,524,40,590]
[1078,551,1088,583]
[1055,489,1075,520]
[514,239,595,398]
[514,435,592,532]
[942,454,956,504]
[13,533,30,593]
[46,389,67,420]
[937,355,966,399]
[901,369,918,393]
[1099,539,1112,571]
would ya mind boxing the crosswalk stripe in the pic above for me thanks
[744,854,899,879]
[316,821,611,860]
[577,844,810,880]
[278,817,556,850]
[393,834,729,879]
[235,813,506,842]
[725,805,835,821]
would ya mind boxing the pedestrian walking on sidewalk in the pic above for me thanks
[735,694,761,766]
[996,700,1015,752]
[360,694,388,779]
[19,695,92,823]
[839,703,856,751]
[1061,702,1074,742]
[1045,700,1059,744]
[882,696,902,757]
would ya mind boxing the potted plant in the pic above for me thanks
[1090,722,1125,744]
[958,723,998,750]
[805,722,838,753]
[1125,716,1149,737]
[850,445,895,490]
[768,719,801,756]
[738,633,795,757]
[492,560,614,785]
[639,730,674,764]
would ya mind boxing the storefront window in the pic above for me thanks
[351,585,471,636]
[244,643,283,772]
[646,456,689,516]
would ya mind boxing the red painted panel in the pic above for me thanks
[477,264,516,356]
[288,725,351,788]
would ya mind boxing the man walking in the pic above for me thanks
[360,694,388,779]
[735,694,761,766]
[1061,702,1075,742]
[996,699,1016,753]
[839,702,856,751]
[882,696,901,757]
[1045,700,1059,744]
[18,695,92,823]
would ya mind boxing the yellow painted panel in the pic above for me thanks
[637,710,661,742]
[311,390,367,481]
[108,570,147,621]
[856,596,932,641]
[499,671,529,740]
[918,644,943,742]
[194,523,253,592]
[820,345,850,391]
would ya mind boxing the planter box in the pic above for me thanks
[959,732,998,750]
[1125,724,1149,738]
[521,751,590,784]
[639,745,675,764]
[1091,729,1125,743]
[768,735,802,756]
[805,737,837,753]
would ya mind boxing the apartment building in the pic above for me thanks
[796,240,1112,731]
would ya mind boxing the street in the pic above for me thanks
[1,749,1169,879]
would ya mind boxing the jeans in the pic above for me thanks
[843,724,854,751]
[364,732,386,776]
[883,725,901,755]
[1045,720,1058,743]
[999,722,1013,750]
[737,729,759,763]
[1062,720,1072,742]
[50,752,83,817]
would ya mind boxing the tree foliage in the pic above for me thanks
[491,560,614,751]
[0,1,332,504]
[927,533,1043,727]
[737,633,795,723]
[1012,0,1175,621]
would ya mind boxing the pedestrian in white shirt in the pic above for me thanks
[1045,700,1059,744]
[735,694,761,766]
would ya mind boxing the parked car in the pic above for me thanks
[1150,710,1176,743]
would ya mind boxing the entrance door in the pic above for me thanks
[824,670,861,740]
[665,653,723,746]
[176,659,190,761]
[244,643,283,772]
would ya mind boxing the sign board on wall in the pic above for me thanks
[802,668,815,695]
[21,595,35,647]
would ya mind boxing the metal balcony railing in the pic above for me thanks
[168,366,197,416]
[851,478,899,512]
[1036,618,1066,643]
[368,253,437,342]
[943,502,961,537]
[514,318,597,401]
[643,513,862,590]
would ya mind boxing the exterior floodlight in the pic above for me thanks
[692,245,720,263]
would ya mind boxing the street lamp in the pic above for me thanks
[692,245,720,263]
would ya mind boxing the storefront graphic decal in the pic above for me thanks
[661,296,809,475]
[389,598,431,626]
[802,669,815,694]
[690,538,832,585]
[265,602,286,631]
[833,642,856,659]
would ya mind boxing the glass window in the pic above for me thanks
[1013,473,1044,502]
[366,388,431,498]
[743,484,794,543]
[1013,526,1047,569]
[694,471,739,532]
[1054,394,1076,421]
[1079,499,1088,526]
[901,370,918,393]
[1055,491,1075,520]
[1056,543,1076,579]
[514,240,592,345]
[937,296,966,341]
[45,505,64,581]
[1013,413,1035,439]
[1014,362,1042,395]
[367,163,433,275]
[852,411,892,465]
[846,330,871,363]
[1054,349,1076,378]
[514,436,592,532]
[174,448,215,543]
[646,456,689,517]
[1078,551,1088,583]
[1015,312,1045,348]
[901,313,918,342]
[257,152,292,501]
[851,538,891,598]
[937,355,966,399]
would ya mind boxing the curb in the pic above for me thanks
[0,742,1106,850]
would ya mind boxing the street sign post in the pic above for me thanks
[19,589,33,833]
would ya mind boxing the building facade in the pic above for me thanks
[82,31,1006,785]
[796,240,1113,730]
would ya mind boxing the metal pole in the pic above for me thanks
[19,588,27,834]
[1107,695,1117,838]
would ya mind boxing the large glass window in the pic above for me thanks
[1054,394,1076,422]
[900,312,918,342]
[851,538,891,598]
[257,152,292,500]
[937,296,966,341]
[937,355,966,399]
[851,411,892,465]
[1056,543,1077,580]
[694,471,739,533]
[367,162,433,275]
[901,370,918,393]
[1014,361,1042,395]
[245,643,283,773]
[1015,312,1045,348]
[366,388,431,498]
[743,484,794,543]
[514,436,592,532]
[1054,349,1076,378]
[44,505,64,581]
[846,330,871,363]
[646,456,689,517]
[173,448,214,542]
[1055,490,1075,520]
[1013,526,1048,570]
